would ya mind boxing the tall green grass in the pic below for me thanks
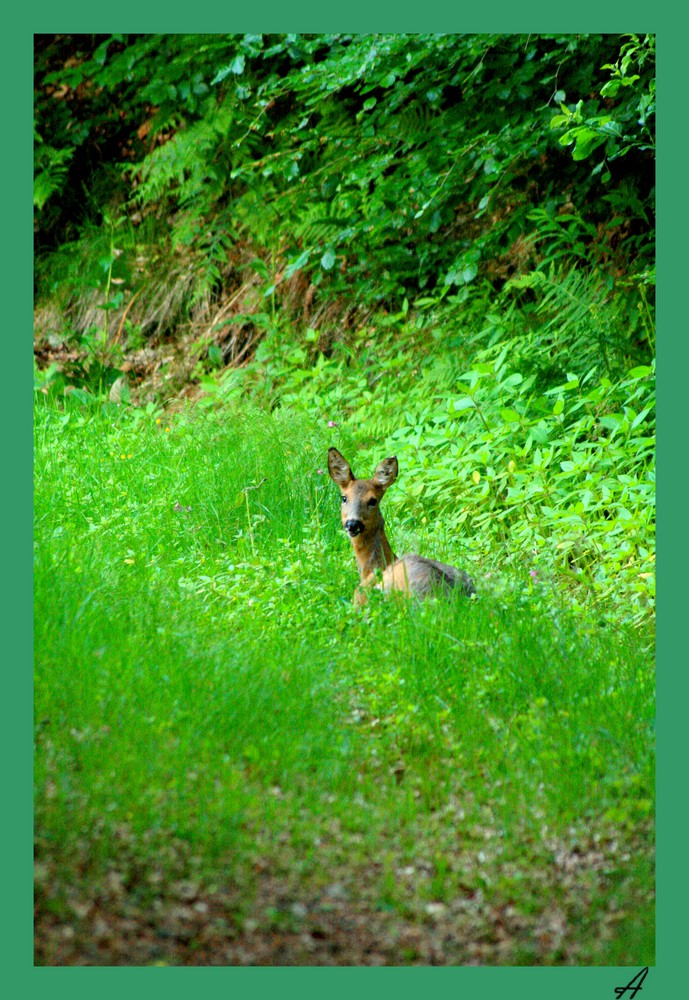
[34,395,654,964]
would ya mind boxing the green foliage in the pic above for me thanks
[34,394,654,963]
[230,279,654,628]
[551,35,655,175]
[34,131,75,210]
[35,33,655,320]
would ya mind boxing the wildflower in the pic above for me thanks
[317,469,324,475]
[327,420,338,428]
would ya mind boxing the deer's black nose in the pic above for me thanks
[345,519,364,537]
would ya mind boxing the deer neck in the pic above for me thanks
[350,518,396,585]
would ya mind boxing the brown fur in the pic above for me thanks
[327,447,475,604]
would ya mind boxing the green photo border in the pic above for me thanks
[12,4,682,998]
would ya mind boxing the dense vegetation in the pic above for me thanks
[35,33,655,311]
[34,33,655,966]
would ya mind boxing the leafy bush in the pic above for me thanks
[35,33,654,335]
[222,286,655,627]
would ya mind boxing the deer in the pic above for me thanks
[327,447,475,605]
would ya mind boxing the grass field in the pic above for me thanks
[33,396,655,966]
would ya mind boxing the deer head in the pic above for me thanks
[327,448,398,540]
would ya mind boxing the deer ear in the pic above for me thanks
[372,456,398,491]
[328,448,354,488]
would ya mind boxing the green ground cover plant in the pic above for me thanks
[201,274,655,628]
[34,391,654,965]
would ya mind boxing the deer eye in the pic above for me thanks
[367,497,378,507]
[341,495,347,503]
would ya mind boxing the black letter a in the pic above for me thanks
[615,968,649,998]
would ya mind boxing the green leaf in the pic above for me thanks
[450,398,476,413]
[100,292,124,312]
[626,366,652,380]
[284,249,312,279]
[211,66,234,86]
[599,414,623,430]
[208,345,223,368]
[500,409,520,424]
[630,407,652,431]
